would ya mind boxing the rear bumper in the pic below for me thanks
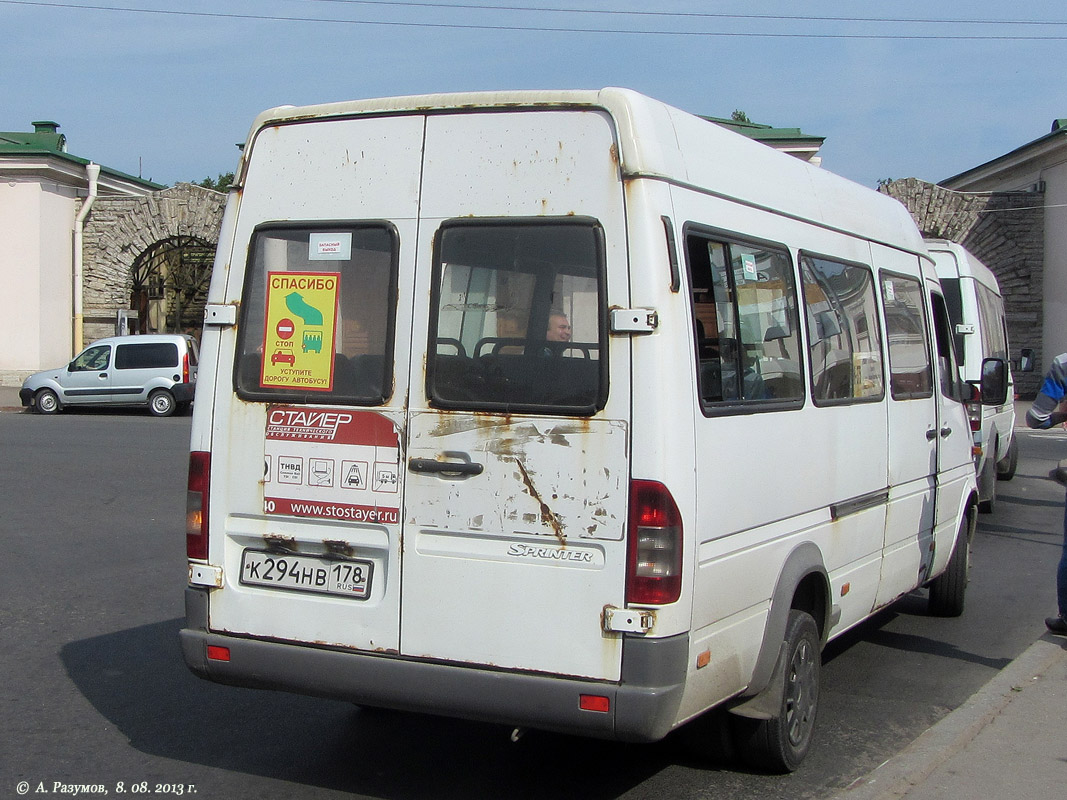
[171,382,197,403]
[181,587,688,742]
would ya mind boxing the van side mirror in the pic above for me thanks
[980,358,1009,406]
[1018,348,1035,373]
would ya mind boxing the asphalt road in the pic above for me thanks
[1,410,1063,800]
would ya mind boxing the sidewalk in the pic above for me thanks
[0,384,23,411]
[835,635,1067,799]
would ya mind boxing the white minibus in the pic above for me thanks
[181,89,1007,772]
[927,239,1017,511]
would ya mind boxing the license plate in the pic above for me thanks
[240,549,372,599]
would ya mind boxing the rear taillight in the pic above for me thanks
[626,480,683,605]
[182,352,190,384]
[187,451,210,560]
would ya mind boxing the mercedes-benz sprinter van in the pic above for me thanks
[927,240,1016,511]
[181,89,1005,772]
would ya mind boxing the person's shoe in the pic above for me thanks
[1045,615,1067,635]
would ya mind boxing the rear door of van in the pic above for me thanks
[207,107,631,682]
[400,110,631,680]
[206,114,425,656]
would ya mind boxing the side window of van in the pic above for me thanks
[71,345,111,372]
[235,224,398,405]
[930,292,962,400]
[881,274,933,400]
[940,277,967,364]
[685,231,803,409]
[115,343,178,370]
[427,218,606,415]
[976,284,1009,361]
[800,255,883,404]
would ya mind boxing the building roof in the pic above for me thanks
[0,121,163,191]
[701,115,826,162]
[941,118,1067,188]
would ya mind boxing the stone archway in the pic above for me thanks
[80,183,226,343]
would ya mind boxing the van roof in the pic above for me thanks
[90,333,193,346]
[242,88,927,258]
[924,239,1002,293]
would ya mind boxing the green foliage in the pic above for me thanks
[195,172,234,192]
[731,110,751,124]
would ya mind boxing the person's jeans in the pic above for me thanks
[1060,495,1067,617]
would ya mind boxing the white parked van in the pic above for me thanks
[926,240,1017,511]
[181,89,1006,772]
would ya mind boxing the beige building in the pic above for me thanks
[941,120,1067,366]
[0,121,160,382]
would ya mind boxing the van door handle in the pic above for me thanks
[926,428,938,440]
[940,426,952,438]
[408,455,484,476]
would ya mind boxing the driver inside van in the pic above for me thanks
[546,312,572,343]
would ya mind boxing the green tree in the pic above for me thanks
[731,110,751,123]
[195,172,234,192]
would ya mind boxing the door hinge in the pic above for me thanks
[204,303,238,327]
[610,307,658,335]
[603,605,655,634]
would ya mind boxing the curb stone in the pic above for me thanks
[832,637,1066,800]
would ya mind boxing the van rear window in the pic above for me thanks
[115,342,178,370]
[235,223,398,405]
[427,218,606,415]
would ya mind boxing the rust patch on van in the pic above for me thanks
[324,540,355,557]
[609,142,619,165]
[514,459,566,546]
[264,534,298,553]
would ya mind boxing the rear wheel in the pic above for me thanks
[35,388,60,415]
[148,389,176,417]
[733,610,820,773]
[996,436,1018,481]
[978,454,997,513]
[929,514,971,617]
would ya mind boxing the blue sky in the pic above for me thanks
[2,0,1065,189]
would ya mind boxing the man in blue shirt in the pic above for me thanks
[1026,352,1067,634]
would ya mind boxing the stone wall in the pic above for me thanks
[78,183,225,343]
[882,178,1045,396]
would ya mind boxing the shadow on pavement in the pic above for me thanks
[60,618,675,799]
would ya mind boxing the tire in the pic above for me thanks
[733,610,821,773]
[148,389,176,417]
[928,514,971,617]
[978,458,996,514]
[996,435,1018,481]
[35,388,60,415]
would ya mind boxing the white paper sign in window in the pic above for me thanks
[309,232,352,261]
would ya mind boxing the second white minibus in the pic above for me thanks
[927,239,1017,510]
